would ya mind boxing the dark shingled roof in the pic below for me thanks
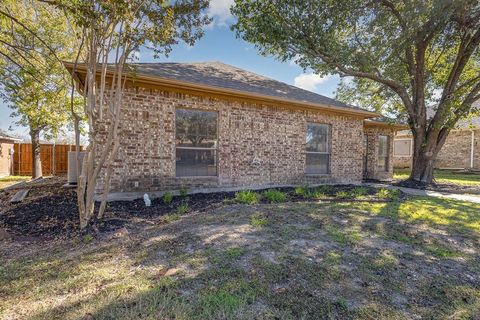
[124,62,371,114]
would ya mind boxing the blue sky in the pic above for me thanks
[0,0,341,138]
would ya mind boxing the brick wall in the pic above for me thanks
[436,129,479,169]
[393,129,480,170]
[364,127,395,180]
[95,87,368,195]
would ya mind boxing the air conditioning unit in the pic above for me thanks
[67,151,87,184]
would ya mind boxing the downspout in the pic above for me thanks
[471,130,475,169]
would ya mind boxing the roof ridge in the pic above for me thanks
[127,62,350,106]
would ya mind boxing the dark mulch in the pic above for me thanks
[0,178,397,239]
[392,179,480,195]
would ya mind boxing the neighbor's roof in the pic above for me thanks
[0,130,21,141]
[65,61,379,118]
[364,116,409,130]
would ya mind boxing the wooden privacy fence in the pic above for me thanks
[13,143,83,176]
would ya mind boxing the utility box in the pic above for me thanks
[67,151,86,184]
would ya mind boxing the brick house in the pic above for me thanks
[67,62,405,199]
[393,111,480,170]
[0,131,20,177]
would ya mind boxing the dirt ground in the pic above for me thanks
[1,179,479,319]
[0,177,393,240]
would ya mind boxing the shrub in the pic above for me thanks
[177,203,189,214]
[306,189,324,199]
[376,188,401,200]
[295,185,308,196]
[351,187,368,198]
[263,189,286,203]
[235,190,260,204]
[296,185,332,199]
[335,190,350,199]
[317,185,332,194]
[163,192,173,205]
[179,187,188,198]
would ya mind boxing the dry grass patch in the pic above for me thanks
[1,196,479,319]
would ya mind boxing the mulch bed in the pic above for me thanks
[0,178,398,240]
[392,179,480,195]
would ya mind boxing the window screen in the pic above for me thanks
[306,124,330,174]
[378,135,389,171]
[394,140,411,156]
[175,109,218,176]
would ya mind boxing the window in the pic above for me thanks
[378,135,389,171]
[305,124,330,174]
[394,139,412,156]
[175,109,218,177]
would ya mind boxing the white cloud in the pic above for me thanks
[294,73,331,92]
[207,0,235,27]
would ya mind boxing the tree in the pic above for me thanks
[231,0,480,183]
[0,0,81,178]
[47,0,210,228]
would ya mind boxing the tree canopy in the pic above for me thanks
[0,0,81,139]
[232,0,480,182]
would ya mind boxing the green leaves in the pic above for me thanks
[0,0,82,137]
[231,0,480,127]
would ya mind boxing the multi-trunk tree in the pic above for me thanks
[46,0,211,228]
[232,0,480,183]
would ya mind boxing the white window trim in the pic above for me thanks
[393,138,413,157]
[305,123,331,175]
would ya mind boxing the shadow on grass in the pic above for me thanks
[3,199,479,320]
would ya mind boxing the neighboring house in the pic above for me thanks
[66,62,405,199]
[0,131,21,177]
[394,110,480,170]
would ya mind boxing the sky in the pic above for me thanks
[0,0,341,139]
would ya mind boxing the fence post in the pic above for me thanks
[18,143,21,176]
[52,143,55,175]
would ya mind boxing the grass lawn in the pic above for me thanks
[0,176,30,189]
[394,168,480,186]
[1,195,479,319]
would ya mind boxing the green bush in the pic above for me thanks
[263,189,286,203]
[235,190,260,204]
[296,185,331,199]
[335,190,350,199]
[351,187,368,198]
[317,185,332,194]
[163,192,173,205]
[179,187,188,198]
[376,188,401,200]
[177,203,189,214]
[294,185,308,196]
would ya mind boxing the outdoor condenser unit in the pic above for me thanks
[67,151,86,184]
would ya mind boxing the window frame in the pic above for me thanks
[377,135,390,172]
[175,108,219,178]
[305,123,331,175]
[393,138,412,157]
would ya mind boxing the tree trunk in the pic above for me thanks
[409,128,448,184]
[410,150,435,183]
[30,128,42,179]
